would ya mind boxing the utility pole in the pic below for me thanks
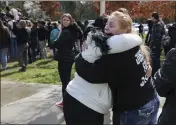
[100,1,105,16]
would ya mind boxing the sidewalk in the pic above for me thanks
[1,80,64,124]
[1,80,165,124]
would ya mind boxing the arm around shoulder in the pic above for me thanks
[75,54,110,83]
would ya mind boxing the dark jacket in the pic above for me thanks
[145,23,153,46]
[16,28,30,45]
[0,26,10,49]
[138,24,143,33]
[30,27,38,46]
[75,46,155,113]
[54,23,80,62]
[153,48,176,125]
[168,23,176,48]
[38,26,48,41]
[150,21,165,50]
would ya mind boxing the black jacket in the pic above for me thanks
[54,23,80,62]
[75,46,155,112]
[153,48,176,125]
[168,23,176,48]
[150,21,165,50]
[0,26,10,49]
[16,28,30,45]
[38,26,48,41]
[30,27,38,45]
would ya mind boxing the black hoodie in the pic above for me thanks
[54,23,81,62]
[153,48,176,125]
[168,23,176,48]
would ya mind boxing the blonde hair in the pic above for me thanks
[19,20,26,28]
[140,45,151,65]
[111,11,132,33]
[111,11,151,65]
[61,13,73,28]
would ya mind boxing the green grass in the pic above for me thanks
[1,58,76,84]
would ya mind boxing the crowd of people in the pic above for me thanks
[0,6,176,125]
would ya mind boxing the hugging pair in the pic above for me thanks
[63,11,158,125]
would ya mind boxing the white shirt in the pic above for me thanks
[8,20,16,38]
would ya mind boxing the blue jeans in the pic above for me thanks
[0,48,8,69]
[120,96,160,125]
[10,38,17,59]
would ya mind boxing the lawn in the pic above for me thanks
[1,58,76,84]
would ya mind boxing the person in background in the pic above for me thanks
[77,21,85,32]
[8,14,17,60]
[0,19,10,71]
[30,22,38,62]
[54,13,80,107]
[138,23,144,39]
[16,20,30,72]
[145,19,153,46]
[47,20,52,48]
[168,23,176,50]
[150,12,165,77]
[84,20,89,32]
[58,20,62,32]
[6,6,19,21]
[50,22,60,57]
[73,21,83,54]
[38,20,48,59]
[153,48,176,125]
[26,20,32,64]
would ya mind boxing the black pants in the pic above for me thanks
[31,43,38,61]
[113,112,120,125]
[17,44,28,68]
[58,61,74,99]
[151,49,162,77]
[63,91,104,125]
[28,47,32,63]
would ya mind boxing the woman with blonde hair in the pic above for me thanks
[75,11,159,125]
[54,13,82,107]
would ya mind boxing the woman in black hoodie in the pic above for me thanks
[0,19,10,71]
[54,13,81,107]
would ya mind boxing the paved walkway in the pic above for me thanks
[1,80,64,124]
[1,80,165,124]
